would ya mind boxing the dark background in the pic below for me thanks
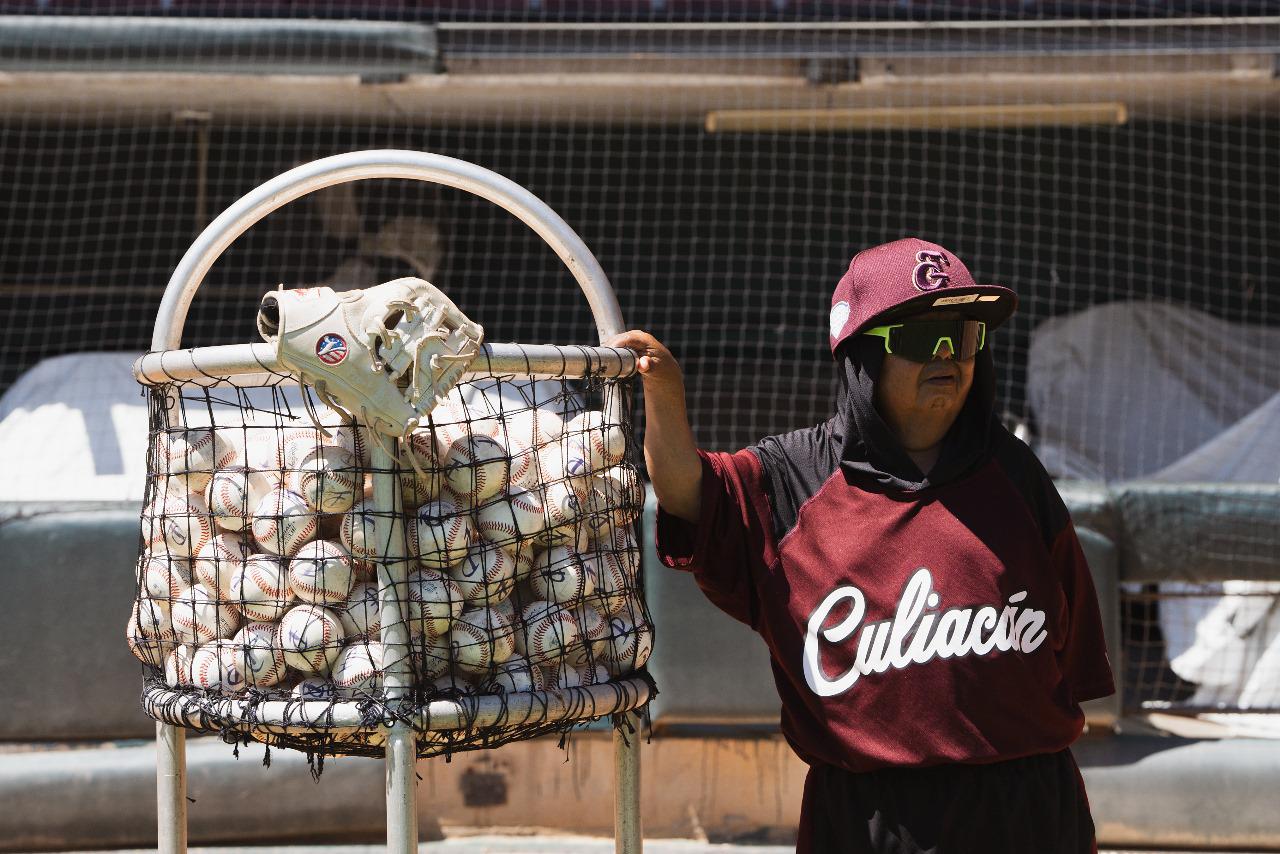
[1,118,1275,451]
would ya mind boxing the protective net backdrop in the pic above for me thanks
[3,8,1278,719]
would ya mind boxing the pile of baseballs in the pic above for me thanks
[128,379,650,699]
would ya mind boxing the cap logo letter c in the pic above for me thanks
[912,251,951,292]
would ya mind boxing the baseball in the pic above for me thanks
[160,427,216,492]
[403,569,464,638]
[583,550,630,615]
[191,641,247,692]
[565,411,627,469]
[241,429,285,479]
[475,488,547,548]
[212,426,248,470]
[170,584,240,645]
[539,481,584,545]
[250,488,318,557]
[126,600,175,667]
[335,580,381,638]
[292,676,336,701]
[191,532,252,594]
[140,552,191,601]
[448,606,515,674]
[411,633,451,681]
[288,539,354,606]
[288,445,360,514]
[503,407,563,449]
[449,541,515,606]
[229,553,293,622]
[589,465,643,528]
[601,613,654,675]
[567,603,612,668]
[429,673,476,695]
[530,545,595,606]
[279,604,345,674]
[206,467,274,532]
[548,661,611,689]
[329,422,372,468]
[340,499,382,560]
[228,622,287,687]
[156,492,214,559]
[514,600,580,666]
[165,644,196,687]
[412,497,473,569]
[332,641,384,691]
[400,429,441,508]
[505,436,537,488]
[442,434,510,506]
[484,654,545,694]
[279,427,326,471]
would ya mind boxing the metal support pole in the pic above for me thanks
[372,440,418,853]
[614,711,643,854]
[157,721,188,854]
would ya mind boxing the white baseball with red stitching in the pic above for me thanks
[515,600,580,666]
[583,550,630,616]
[340,498,381,560]
[206,467,273,532]
[141,553,191,601]
[289,445,360,514]
[449,606,514,674]
[403,569,463,638]
[530,545,595,606]
[475,488,546,548]
[333,640,384,690]
[126,599,176,667]
[601,612,654,675]
[279,604,344,673]
[191,532,252,594]
[250,488,318,557]
[229,553,293,622]
[165,644,196,687]
[170,584,240,645]
[161,427,216,493]
[288,539,354,606]
[548,661,611,689]
[157,492,214,559]
[443,434,509,506]
[230,621,287,687]
[448,542,515,605]
[413,497,473,569]
[335,580,381,638]
[567,603,611,668]
[484,654,545,693]
[566,411,626,470]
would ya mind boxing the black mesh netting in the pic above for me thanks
[126,366,655,759]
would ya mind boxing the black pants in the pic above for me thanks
[797,750,1096,854]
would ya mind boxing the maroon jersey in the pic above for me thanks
[656,426,1114,774]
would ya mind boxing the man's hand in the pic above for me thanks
[609,330,702,524]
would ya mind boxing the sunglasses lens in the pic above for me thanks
[889,320,984,362]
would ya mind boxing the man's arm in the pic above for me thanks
[607,330,701,523]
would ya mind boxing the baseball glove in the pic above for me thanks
[257,277,484,438]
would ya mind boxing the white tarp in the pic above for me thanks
[1028,301,1280,711]
[1028,300,1280,484]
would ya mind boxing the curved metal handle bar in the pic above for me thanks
[151,149,624,352]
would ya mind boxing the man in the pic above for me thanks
[610,238,1114,854]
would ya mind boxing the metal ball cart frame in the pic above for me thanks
[133,150,650,854]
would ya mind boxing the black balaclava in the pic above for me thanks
[831,334,1004,493]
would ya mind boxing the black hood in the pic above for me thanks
[831,336,1005,492]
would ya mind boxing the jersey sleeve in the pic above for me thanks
[1053,520,1117,703]
[653,448,777,631]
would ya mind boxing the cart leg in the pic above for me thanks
[615,711,643,854]
[157,721,188,854]
[386,724,419,853]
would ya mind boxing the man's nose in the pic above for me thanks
[932,339,955,360]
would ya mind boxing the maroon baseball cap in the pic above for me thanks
[828,238,1017,354]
